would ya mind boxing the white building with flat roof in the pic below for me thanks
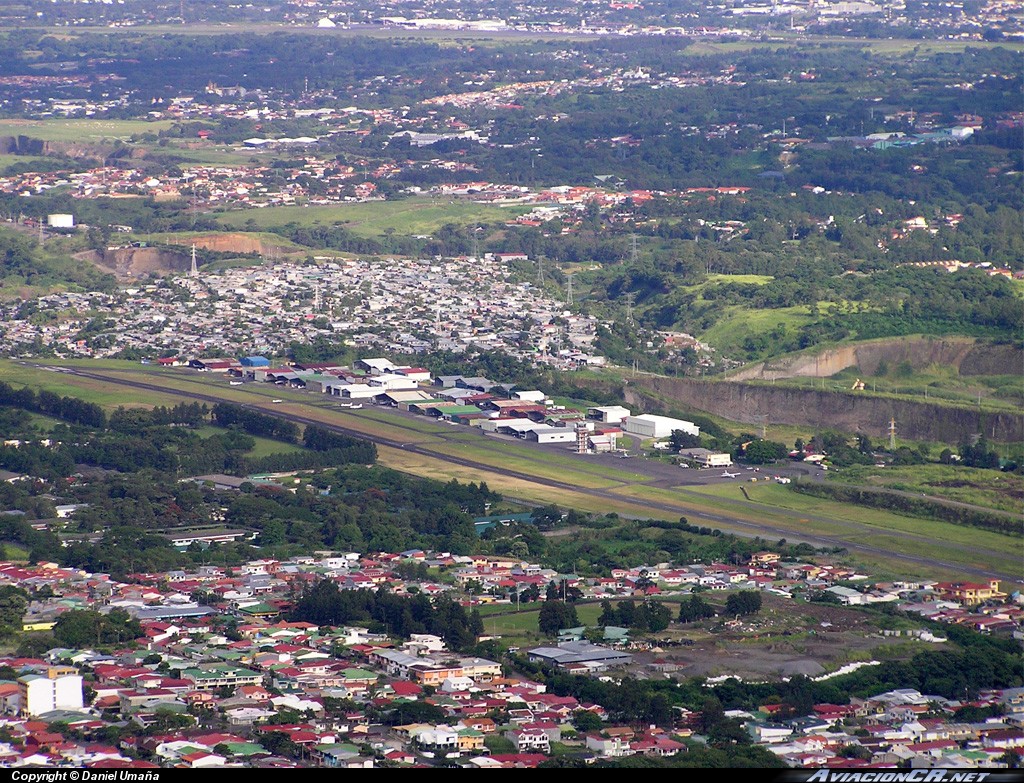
[623,414,699,439]
[588,406,631,424]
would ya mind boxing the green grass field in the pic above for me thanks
[770,364,1022,414]
[0,154,51,171]
[830,464,1024,516]
[696,305,814,356]
[417,439,634,490]
[193,425,307,458]
[703,274,773,286]
[0,360,189,409]
[0,119,175,143]
[677,482,1023,572]
[217,197,531,237]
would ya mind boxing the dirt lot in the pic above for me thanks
[632,596,930,680]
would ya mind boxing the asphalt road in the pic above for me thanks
[60,367,1021,583]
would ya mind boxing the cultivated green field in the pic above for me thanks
[217,197,531,237]
[0,119,175,143]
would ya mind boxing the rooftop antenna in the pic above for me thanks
[190,243,199,277]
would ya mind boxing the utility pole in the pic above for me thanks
[566,272,574,305]
[888,417,897,451]
[536,255,545,286]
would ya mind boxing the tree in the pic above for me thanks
[260,731,300,758]
[678,594,715,623]
[546,580,560,602]
[598,599,617,627]
[0,586,28,639]
[725,591,762,617]
[538,600,579,636]
[52,609,142,648]
[669,429,701,451]
[743,440,788,465]
[572,710,604,732]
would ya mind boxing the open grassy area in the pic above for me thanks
[0,360,188,409]
[703,274,774,286]
[675,479,1019,560]
[193,425,306,458]
[141,230,309,253]
[772,365,1023,415]
[0,154,51,172]
[216,196,530,237]
[482,609,541,641]
[428,432,649,483]
[417,440,626,490]
[831,464,1024,516]
[0,118,175,143]
[696,305,814,357]
[1,542,30,562]
[376,444,674,519]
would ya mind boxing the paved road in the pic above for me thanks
[62,367,1021,583]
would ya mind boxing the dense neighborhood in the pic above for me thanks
[0,541,1019,769]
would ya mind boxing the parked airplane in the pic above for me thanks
[720,471,740,478]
